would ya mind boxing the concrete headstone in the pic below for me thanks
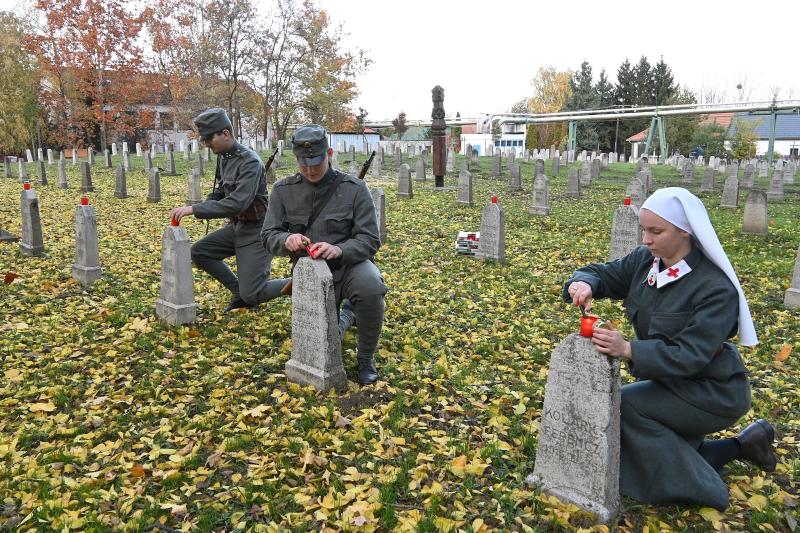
[72,201,102,285]
[609,203,642,261]
[148,169,162,203]
[397,164,412,199]
[784,244,800,308]
[720,176,739,209]
[37,160,47,185]
[508,163,522,191]
[741,190,768,236]
[20,185,44,256]
[57,160,68,189]
[700,167,715,192]
[156,223,197,325]
[476,199,505,261]
[80,162,94,192]
[371,187,387,244]
[114,166,128,198]
[529,175,550,216]
[567,167,581,198]
[457,168,472,206]
[767,170,784,201]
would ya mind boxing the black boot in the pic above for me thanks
[224,296,253,312]
[338,299,357,339]
[356,355,379,385]
[736,419,777,472]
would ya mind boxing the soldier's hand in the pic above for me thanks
[309,242,342,260]
[171,206,194,223]
[286,233,311,252]
[567,281,593,310]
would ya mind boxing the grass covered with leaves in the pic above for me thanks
[0,151,798,532]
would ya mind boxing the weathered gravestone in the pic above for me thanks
[165,148,177,176]
[492,153,502,177]
[135,143,142,157]
[741,190,768,236]
[87,146,94,165]
[195,151,204,175]
[683,161,694,184]
[330,151,340,171]
[508,163,522,191]
[123,151,132,172]
[475,198,505,261]
[104,150,112,168]
[552,157,560,177]
[526,333,620,524]
[80,162,94,192]
[57,160,68,189]
[535,158,545,177]
[758,160,768,178]
[700,167,715,192]
[720,176,740,208]
[285,258,348,392]
[18,160,27,181]
[348,159,359,176]
[371,156,382,177]
[37,160,47,185]
[784,244,800,308]
[183,142,190,160]
[111,143,117,156]
[349,145,356,162]
[47,149,53,165]
[626,178,645,209]
[394,146,403,169]
[591,158,601,179]
[205,147,212,162]
[114,166,128,198]
[529,175,550,216]
[767,170,784,201]
[156,222,197,325]
[397,164,412,199]
[72,199,102,285]
[785,162,796,184]
[446,147,455,173]
[457,168,473,206]
[148,169,162,203]
[144,152,153,172]
[26,149,33,162]
[567,167,581,198]
[71,148,78,165]
[580,162,592,186]
[186,169,202,205]
[609,200,642,261]
[414,157,427,181]
[371,187,387,244]
[743,164,755,188]
[20,184,44,256]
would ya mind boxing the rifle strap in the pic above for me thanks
[305,171,344,232]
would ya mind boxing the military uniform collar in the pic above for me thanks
[645,247,700,289]
[304,167,337,187]
[220,142,244,160]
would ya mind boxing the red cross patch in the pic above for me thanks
[667,267,680,278]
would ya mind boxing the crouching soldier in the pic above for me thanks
[260,125,386,384]
[171,107,288,311]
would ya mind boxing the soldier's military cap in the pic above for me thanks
[194,108,233,141]
[292,124,329,166]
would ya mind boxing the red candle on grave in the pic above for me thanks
[170,217,179,227]
[624,196,631,206]
[491,196,498,203]
[580,315,599,337]
[23,182,30,190]
[80,197,89,205]
[302,239,317,258]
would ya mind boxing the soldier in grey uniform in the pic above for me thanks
[260,125,385,384]
[171,108,288,311]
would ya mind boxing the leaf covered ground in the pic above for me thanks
[0,152,798,532]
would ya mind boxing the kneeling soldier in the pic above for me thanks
[260,125,386,384]
[171,108,288,311]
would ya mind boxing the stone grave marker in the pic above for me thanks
[26,149,34,162]
[144,152,152,172]
[285,257,348,392]
[72,148,78,165]
[87,146,94,165]
[187,169,201,205]
[205,147,212,162]
[371,187,387,244]
[114,165,128,198]
[156,222,197,325]
[349,145,356,162]
[758,160,768,177]
[111,143,117,156]
[183,142,190,160]
[784,244,800,308]
[123,151,132,171]
[20,184,44,256]
[683,161,694,184]
[700,167,715,192]
[348,159,359,176]
[195,151,204,175]
[743,164,755,188]
[47,149,54,165]
[567,167,581,198]
[609,201,642,261]
[446,147,455,173]
[415,157,427,181]
[395,146,403,169]
[37,160,47,185]
[148,169,162,203]
[80,162,94,192]
[552,157,560,177]
[580,162,592,186]
[591,158,601,179]
[626,178,645,209]
[535,158,545,177]
[136,143,142,157]
[457,168,473,206]
[526,333,621,524]
[476,198,504,261]
[784,162,796,184]
[529,175,550,216]
[57,160,68,189]
[371,156,382,177]
[508,163,522,191]
[72,199,102,285]
[165,147,177,175]
[767,170,784,201]
[408,144,415,157]
[741,190,768,236]
[104,150,112,168]
[492,153,502,177]
[18,160,27,181]
[720,176,739,208]
[397,164,412,199]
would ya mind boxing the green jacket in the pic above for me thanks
[192,142,267,220]
[260,168,380,280]
[563,245,750,417]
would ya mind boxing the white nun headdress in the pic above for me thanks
[641,187,758,346]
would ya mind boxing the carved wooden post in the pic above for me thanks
[431,85,446,188]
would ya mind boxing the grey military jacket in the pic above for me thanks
[260,169,380,279]
[563,245,751,417]
[192,142,268,220]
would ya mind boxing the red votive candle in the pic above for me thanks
[491,196,498,203]
[624,196,631,206]
[23,182,30,190]
[580,316,599,337]
[170,217,179,227]
[80,197,89,205]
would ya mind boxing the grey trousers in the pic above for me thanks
[191,221,288,305]
[334,260,386,359]
[620,380,745,510]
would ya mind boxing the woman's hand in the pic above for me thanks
[592,327,632,359]
[567,281,593,310]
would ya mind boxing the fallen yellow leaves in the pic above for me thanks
[29,401,57,413]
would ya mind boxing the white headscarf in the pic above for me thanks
[641,187,758,346]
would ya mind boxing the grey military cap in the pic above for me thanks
[194,108,233,141]
[292,124,329,166]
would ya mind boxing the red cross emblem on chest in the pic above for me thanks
[667,267,680,278]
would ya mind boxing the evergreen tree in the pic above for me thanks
[564,61,598,150]
[633,56,654,105]
[614,58,639,156]
[594,69,616,151]
[665,87,699,155]
[652,56,675,105]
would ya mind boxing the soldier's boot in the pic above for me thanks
[224,296,253,312]
[354,296,384,385]
[338,299,357,339]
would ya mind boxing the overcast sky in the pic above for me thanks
[3,0,798,123]
[316,0,800,121]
